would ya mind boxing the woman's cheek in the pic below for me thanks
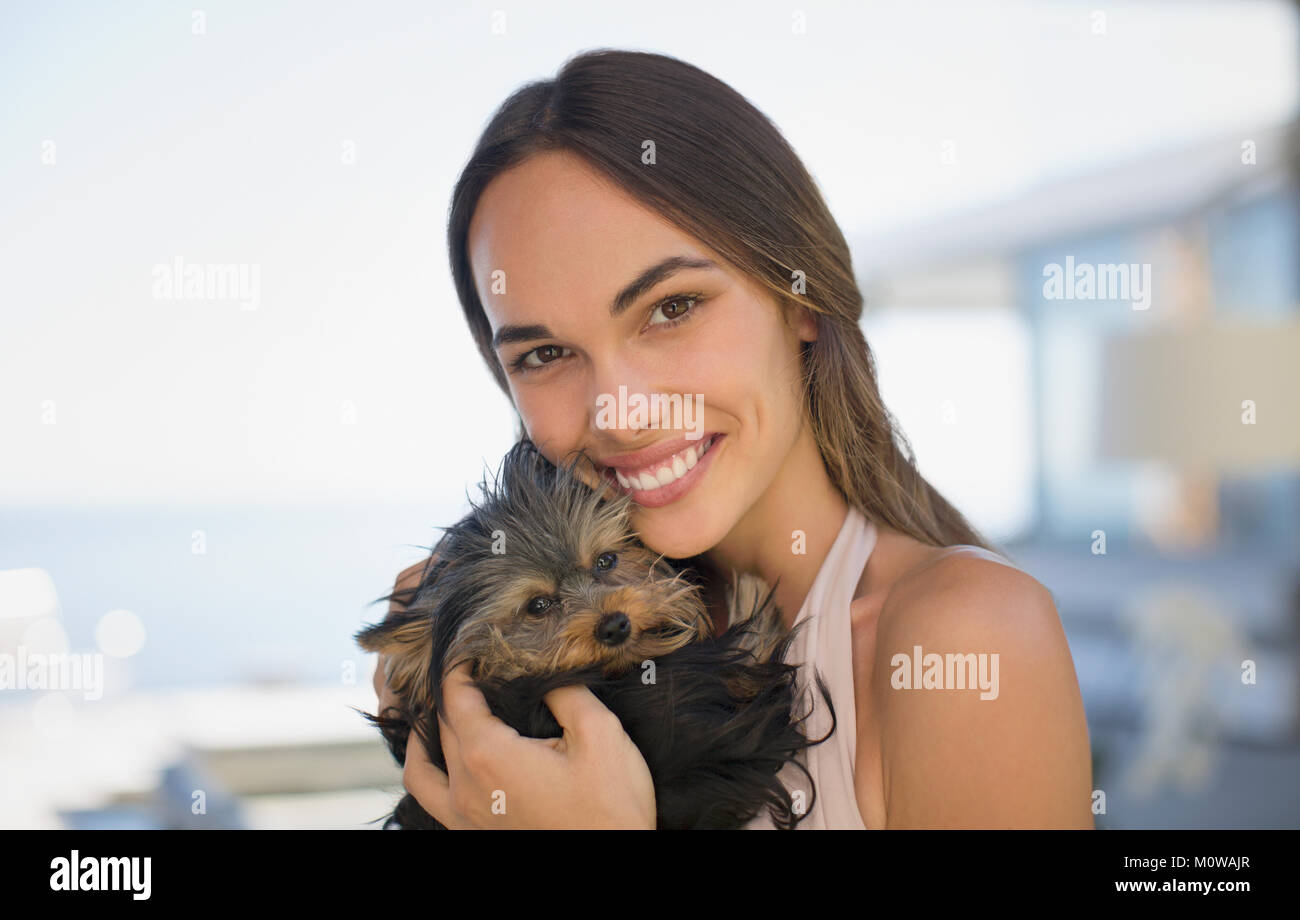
[666,327,734,391]
[517,379,587,444]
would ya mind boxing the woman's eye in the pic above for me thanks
[510,295,703,375]
[517,344,569,371]
[526,596,555,615]
[648,296,697,327]
[594,552,618,572]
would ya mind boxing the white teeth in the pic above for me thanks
[615,435,717,492]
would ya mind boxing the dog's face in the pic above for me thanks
[448,507,709,682]
[359,440,713,702]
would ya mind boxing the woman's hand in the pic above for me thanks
[402,661,657,829]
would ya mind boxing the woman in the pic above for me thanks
[374,49,1094,829]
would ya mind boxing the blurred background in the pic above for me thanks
[1,0,1297,828]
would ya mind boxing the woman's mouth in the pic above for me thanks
[600,433,724,508]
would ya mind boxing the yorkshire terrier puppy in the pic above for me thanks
[355,438,835,829]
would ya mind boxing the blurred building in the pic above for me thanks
[858,118,1300,827]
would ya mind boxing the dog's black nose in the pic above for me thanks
[595,612,631,646]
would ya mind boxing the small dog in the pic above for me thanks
[355,438,835,829]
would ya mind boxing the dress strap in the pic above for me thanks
[783,506,877,829]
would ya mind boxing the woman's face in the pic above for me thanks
[467,150,816,559]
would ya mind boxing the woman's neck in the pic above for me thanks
[704,423,850,630]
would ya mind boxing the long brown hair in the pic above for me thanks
[447,48,999,558]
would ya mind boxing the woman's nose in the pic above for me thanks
[590,368,661,434]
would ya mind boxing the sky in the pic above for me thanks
[1,0,1296,511]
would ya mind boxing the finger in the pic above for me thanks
[441,661,519,746]
[440,661,493,723]
[540,683,616,750]
[439,701,567,827]
[436,708,491,828]
[438,708,462,772]
[403,724,461,829]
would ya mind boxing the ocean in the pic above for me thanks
[0,502,467,692]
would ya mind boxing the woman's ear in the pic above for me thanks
[785,300,819,344]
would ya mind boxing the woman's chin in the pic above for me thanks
[632,511,724,561]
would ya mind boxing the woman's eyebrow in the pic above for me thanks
[610,255,716,318]
[491,255,716,350]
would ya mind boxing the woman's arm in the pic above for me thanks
[874,555,1095,829]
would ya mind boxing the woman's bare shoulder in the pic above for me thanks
[879,545,1046,622]
[867,550,1094,828]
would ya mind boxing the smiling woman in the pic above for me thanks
[378,47,1093,829]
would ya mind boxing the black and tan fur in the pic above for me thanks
[355,438,835,829]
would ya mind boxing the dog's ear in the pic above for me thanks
[356,553,444,702]
[356,612,436,703]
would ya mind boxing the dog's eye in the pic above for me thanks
[594,552,618,572]
[525,596,555,616]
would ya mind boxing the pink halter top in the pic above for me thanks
[743,504,878,830]
[739,506,1023,829]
